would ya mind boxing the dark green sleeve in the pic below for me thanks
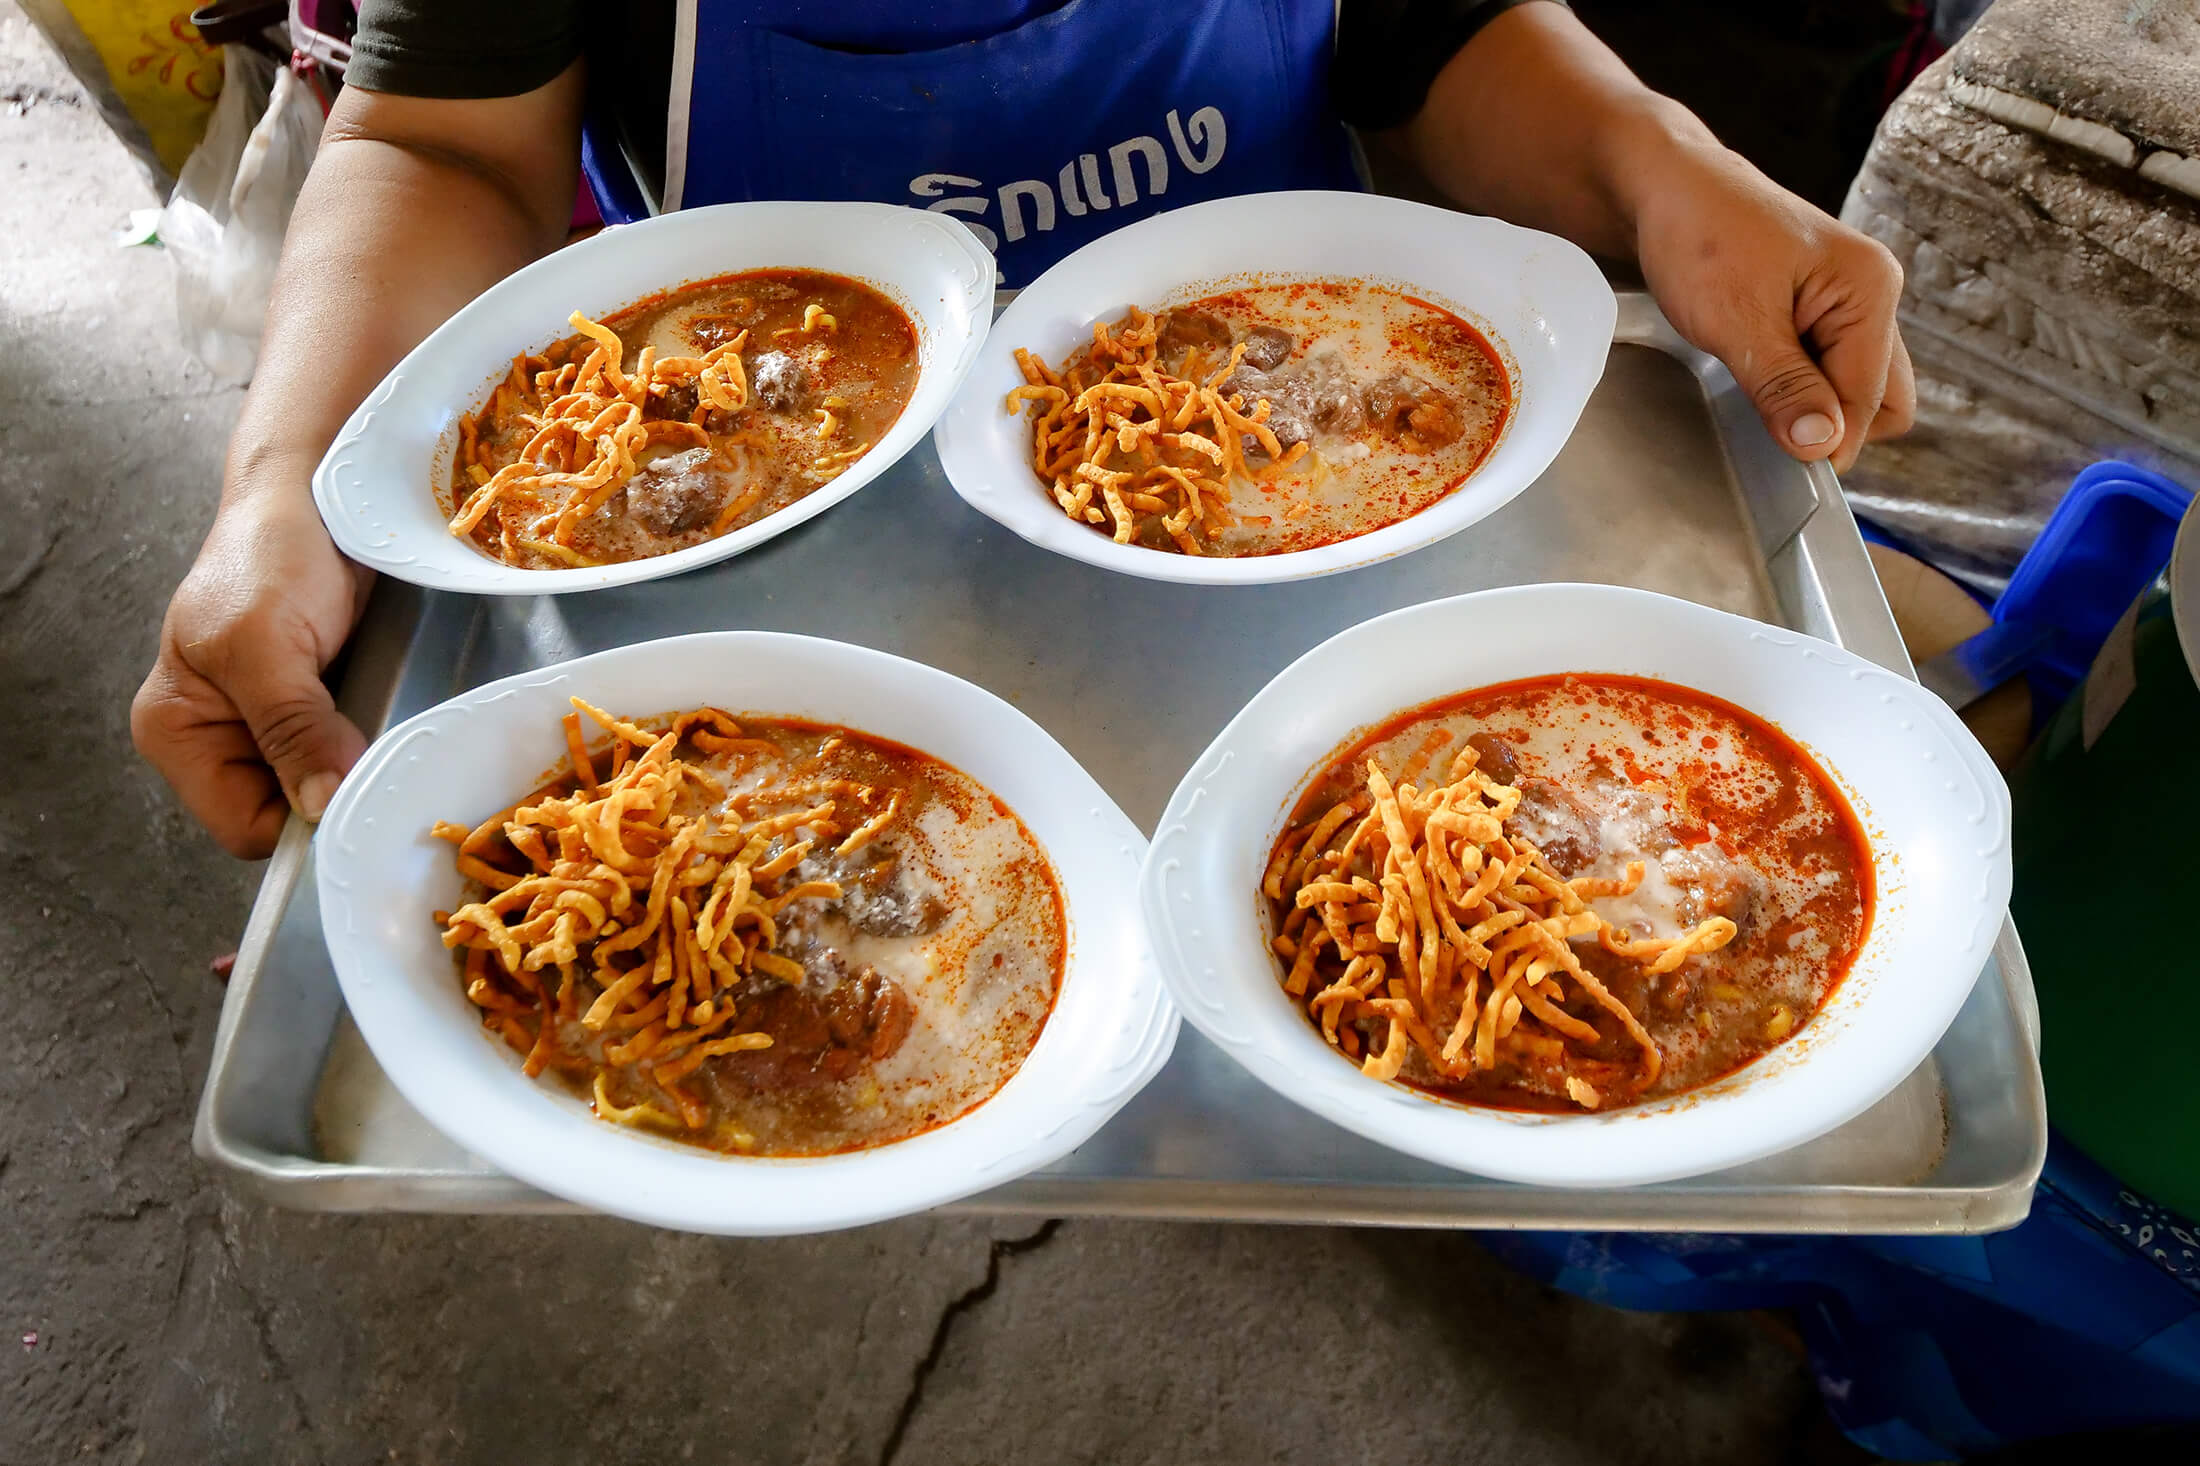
[346,0,589,98]
[1335,0,1571,131]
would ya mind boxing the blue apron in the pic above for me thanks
[585,0,1363,287]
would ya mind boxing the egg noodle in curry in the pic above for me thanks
[1008,306,1308,553]
[449,314,762,564]
[1266,742,1739,1110]
[1008,284,1511,557]
[434,698,894,1138]
[445,269,918,572]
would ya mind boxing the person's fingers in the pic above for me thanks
[1724,325,1847,463]
[1803,238,1904,473]
[132,659,292,859]
[213,631,369,826]
[1871,331,1917,443]
[1819,337,1885,475]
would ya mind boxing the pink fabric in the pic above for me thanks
[571,178,602,232]
[1884,3,1950,112]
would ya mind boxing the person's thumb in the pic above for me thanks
[227,647,367,823]
[1730,338,1845,461]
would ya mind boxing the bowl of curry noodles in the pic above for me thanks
[316,631,1178,1234]
[314,201,994,595]
[933,190,1615,585]
[1140,583,2012,1188]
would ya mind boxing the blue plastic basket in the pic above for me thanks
[1990,462,2191,710]
[1484,1134,2200,1459]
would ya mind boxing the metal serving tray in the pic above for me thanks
[195,295,2048,1232]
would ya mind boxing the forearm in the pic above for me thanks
[222,85,581,514]
[1398,2,1719,260]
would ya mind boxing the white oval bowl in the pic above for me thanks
[314,202,994,596]
[316,632,1178,1235]
[1139,583,2012,1188]
[931,191,1616,586]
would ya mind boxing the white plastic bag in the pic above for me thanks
[161,50,324,383]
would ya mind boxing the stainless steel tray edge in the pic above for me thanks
[190,577,425,1199]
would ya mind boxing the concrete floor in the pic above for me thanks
[0,9,1868,1463]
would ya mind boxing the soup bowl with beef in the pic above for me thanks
[1138,583,2013,1187]
[316,632,1177,1234]
[314,201,994,595]
[933,191,1615,585]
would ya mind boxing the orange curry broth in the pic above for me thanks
[461,714,1065,1157]
[1223,279,1513,554]
[1270,674,1874,1112]
[451,268,918,571]
[1189,281,1509,554]
[1039,279,1512,556]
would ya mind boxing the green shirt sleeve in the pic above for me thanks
[346,0,589,98]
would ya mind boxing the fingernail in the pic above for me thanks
[1789,412,1837,447]
[297,772,341,822]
